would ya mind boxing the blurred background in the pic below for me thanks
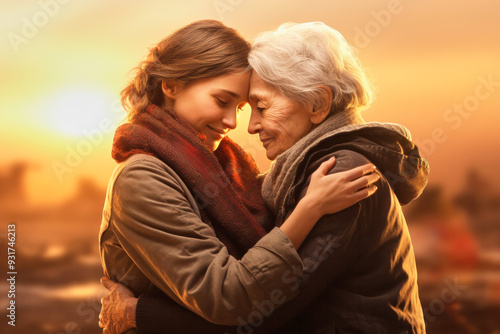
[1,0,499,333]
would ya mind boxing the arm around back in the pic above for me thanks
[134,151,373,333]
[101,155,303,326]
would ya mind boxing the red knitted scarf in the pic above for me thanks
[112,104,274,258]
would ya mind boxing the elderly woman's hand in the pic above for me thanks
[99,277,137,334]
[305,157,380,217]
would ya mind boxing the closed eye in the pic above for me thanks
[216,97,228,106]
[254,100,267,113]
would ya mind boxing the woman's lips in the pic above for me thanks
[260,137,273,148]
[207,126,226,139]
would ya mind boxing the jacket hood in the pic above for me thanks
[263,109,430,221]
[304,122,430,205]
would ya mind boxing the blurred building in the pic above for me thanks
[0,162,29,208]
[455,169,500,251]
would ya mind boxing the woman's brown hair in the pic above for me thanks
[121,20,251,120]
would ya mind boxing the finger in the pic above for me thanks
[101,277,117,291]
[354,184,378,201]
[349,172,381,191]
[343,163,377,180]
[314,157,336,176]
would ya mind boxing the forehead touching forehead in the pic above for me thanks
[249,73,276,102]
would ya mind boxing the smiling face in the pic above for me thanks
[164,71,251,151]
[247,71,316,160]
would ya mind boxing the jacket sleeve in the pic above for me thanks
[109,158,303,326]
[134,151,369,333]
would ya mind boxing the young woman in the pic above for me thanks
[98,20,379,333]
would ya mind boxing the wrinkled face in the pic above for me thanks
[248,71,314,160]
[170,71,250,151]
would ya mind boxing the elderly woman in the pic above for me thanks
[100,22,429,333]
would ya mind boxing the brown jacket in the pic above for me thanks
[99,154,303,325]
[134,120,429,334]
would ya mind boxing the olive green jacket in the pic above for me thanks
[99,154,303,325]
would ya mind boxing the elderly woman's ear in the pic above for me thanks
[310,85,333,125]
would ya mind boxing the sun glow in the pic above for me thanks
[43,87,121,137]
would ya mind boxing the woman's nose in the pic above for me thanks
[222,110,238,130]
[247,108,261,134]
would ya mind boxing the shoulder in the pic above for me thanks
[115,154,180,184]
[318,150,396,210]
[117,154,175,175]
[107,154,205,228]
[111,154,189,204]
[293,149,374,205]
[308,150,372,176]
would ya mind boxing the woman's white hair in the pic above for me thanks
[249,22,374,113]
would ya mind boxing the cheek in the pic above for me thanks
[262,114,286,137]
[262,119,294,152]
[271,114,300,138]
[180,90,217,122]
[272,115,312,150]
[194,103,221,125]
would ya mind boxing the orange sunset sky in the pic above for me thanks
[1,0,499,204]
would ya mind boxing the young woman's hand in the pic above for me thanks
[280,157,380,249]
[305,157,380,218]
[99,277,137,334]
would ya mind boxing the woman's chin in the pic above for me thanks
[265,149,278,161]
[205,140,221,152]
[265,143,293,161]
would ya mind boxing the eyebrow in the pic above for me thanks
[215,89,240,99]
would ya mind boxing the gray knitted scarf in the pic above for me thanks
[261,109,414,223]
